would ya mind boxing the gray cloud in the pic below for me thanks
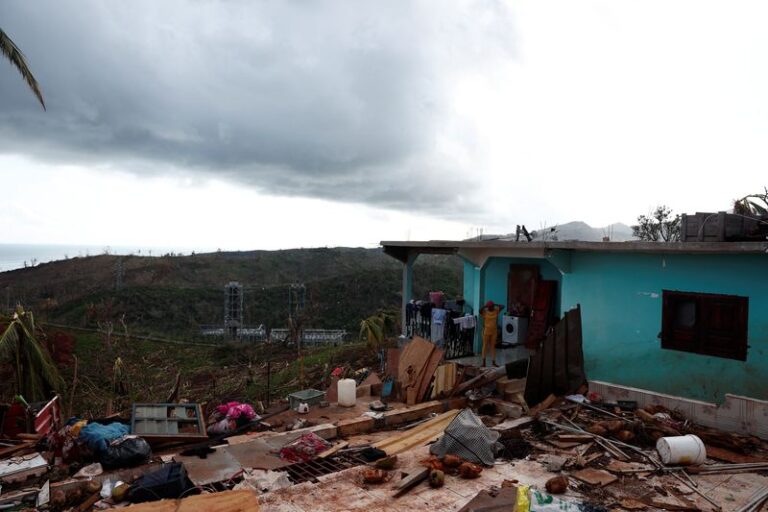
[0,1,514,213]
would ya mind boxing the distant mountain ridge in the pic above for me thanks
[539,221,636,242]
[466,221,636,242]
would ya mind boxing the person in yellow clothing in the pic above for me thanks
[480,300,504,367]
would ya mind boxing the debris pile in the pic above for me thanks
[1,312,767,511]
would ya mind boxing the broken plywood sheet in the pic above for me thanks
[431,362,457,399]
[417,346,444,402]
[174,448,241,486]
[398,336,435,392]
[123,489,260,511]
[605,460,654,474]
[224,439,289,471]
[571,468,617,487]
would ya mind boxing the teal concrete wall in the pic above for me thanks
[560,252,768,403]
[463,258,562,352]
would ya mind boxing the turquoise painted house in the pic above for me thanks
[382,239,768,404]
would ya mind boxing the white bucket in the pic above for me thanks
[337,378,357,407]
[656,435,706,465]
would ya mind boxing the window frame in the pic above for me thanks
[661,290,748,361]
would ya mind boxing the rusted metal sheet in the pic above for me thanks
[525,306,586,405]
[283,452,368,484]
[34,395,62,437]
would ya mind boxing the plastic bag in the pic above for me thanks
[101,435,151,470]
[128,463,193,503]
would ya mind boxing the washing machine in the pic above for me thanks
[502,315,528,344]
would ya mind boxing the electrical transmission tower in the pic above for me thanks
[224,282,244,340]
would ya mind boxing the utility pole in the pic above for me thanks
[288,283,306,386]
[114,257,124,291]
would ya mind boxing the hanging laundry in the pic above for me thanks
[431,308,448,346]
[453,314,477,330]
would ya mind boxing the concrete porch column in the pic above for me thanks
[470,263,486,353]
[401,251,418,336]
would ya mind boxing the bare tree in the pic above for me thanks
[633,205,681,242]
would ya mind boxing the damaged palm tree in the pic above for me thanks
[0,306,63,402]
[0,27,45,109]
[734,187,768,217]
[359,311,396,352]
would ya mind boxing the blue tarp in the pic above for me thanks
[79,422,129,454]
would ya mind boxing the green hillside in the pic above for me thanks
[0,248,462,339]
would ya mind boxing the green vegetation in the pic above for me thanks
[0,306,62,401]
[0,247,458,415]
[47,328,377,417]
[0,248,462,339]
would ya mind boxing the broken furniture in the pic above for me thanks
[131,403,207,444]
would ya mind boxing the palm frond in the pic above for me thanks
[0,27,45,110]
[0,308,62,401]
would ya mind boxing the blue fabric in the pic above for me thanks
[79,422,130,454]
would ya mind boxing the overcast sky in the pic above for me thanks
[1,0,767,250]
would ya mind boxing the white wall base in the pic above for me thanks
[589,380,768,439]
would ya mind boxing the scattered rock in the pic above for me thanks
[545,475,569,494]
[429,469,445,488]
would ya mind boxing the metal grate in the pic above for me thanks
[284,453,368,484]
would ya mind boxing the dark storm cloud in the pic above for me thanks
[0,1,514,213]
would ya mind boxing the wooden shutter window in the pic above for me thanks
[661,290,748,361]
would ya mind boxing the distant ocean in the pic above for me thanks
[0,243,205,273]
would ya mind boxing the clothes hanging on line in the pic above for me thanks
[431,308,448,346]
[452,314,476,330]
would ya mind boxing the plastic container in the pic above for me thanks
[655,435,706,465]
[288,389,325,411]
[338,378,357,407]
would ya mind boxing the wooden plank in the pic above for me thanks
[434,363,457,398]
[417,346,444,402]
[492,416,535,432]
[398,337,435,400]
[0,441,35,459]
[565,305,585,393]
[398,336,434,384]
[318,441,349,458]
[553,313,569,395]
[373,409,460,456]
[525,338,544,405]
[528,394,557,416]
[572,468,618,487]
[539,330,555,403]
[393,467,430,497]
[705,444,768,464]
